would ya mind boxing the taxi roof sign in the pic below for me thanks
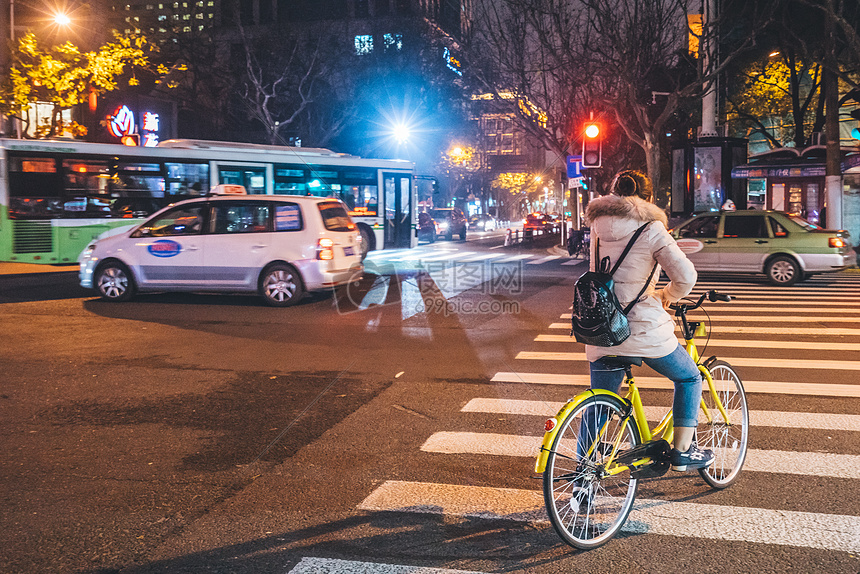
[210,184,247,195]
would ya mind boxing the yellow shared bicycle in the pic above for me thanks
[535,289,749,549]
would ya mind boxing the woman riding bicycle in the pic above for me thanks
[584,170,713,471]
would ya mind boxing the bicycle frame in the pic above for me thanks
[535,325,732,475]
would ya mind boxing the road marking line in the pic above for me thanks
[358,480,860,552]
[419,432,860,479]
[527,255,561,265]
[288,557,486,574]
[489,372,860,396]
[515,351,860,371]
[456,253,506,262]
[534,334,860,351]
[548,323,860,336]
[559,313,860,323]
[461,398,860,431]
[561,259,585,265]
[495,254,535,262]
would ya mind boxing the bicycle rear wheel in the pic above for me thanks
[543,394,640,550]
[698,360,749,488]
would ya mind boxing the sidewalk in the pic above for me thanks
[0,262,79,275]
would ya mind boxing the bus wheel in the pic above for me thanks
[95,260,136,302]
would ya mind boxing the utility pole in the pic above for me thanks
[700,0,719,138]
[824,10,842,230]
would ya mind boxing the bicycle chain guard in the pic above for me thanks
[615,439,672,479]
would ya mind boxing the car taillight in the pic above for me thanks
[829,237,846,248]
[317,238,335,260]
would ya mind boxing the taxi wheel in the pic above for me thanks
[259,264,304,307]
[766,256,800,286]
[94,260,136,302]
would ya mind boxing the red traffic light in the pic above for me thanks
[582,122,602,168]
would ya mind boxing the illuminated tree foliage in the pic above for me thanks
[1,32,153,138]
[726,51,823,149]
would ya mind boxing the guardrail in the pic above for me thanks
[503,225,560,246]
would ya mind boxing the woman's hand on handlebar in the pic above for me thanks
[656,288,674,310]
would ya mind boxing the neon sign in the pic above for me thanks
[107,105,135,138]
[106,105,161,146]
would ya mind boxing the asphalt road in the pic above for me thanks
[2,231,859,574]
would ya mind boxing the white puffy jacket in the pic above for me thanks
[583,194,697,362]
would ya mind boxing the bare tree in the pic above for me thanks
[470,0,774,197]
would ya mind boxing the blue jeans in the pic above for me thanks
[590,344,702,428]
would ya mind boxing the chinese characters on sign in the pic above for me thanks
[106,105,161,146]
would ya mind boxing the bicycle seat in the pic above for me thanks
[600,356,643,368]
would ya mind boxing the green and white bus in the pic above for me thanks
[0,138,417,263]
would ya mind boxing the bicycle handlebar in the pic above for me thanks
[669,290,733,317]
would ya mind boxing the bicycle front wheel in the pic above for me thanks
[698,360,749,489]
[543,394,640,550]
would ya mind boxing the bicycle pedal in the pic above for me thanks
[614,439,671,465]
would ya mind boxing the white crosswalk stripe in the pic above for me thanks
[357,272,860,555]
[288,557,487,574]
[358,481,860,553]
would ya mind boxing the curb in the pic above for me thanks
[0,263,79,276]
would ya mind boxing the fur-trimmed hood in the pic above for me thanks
[586,194,668,226]
[585,194,668,242]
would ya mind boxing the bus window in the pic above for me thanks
[218,166,267,194]
[7,155,63,218]
[306,168,340,197]
[63,159,112,217]
[342,169,378,216]
[274,165,307,195]
[109,161,166,218]
[166,162,209,198]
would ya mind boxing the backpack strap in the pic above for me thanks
[622,261,658,315]
[595,221,658,314]
[608,222,652,276]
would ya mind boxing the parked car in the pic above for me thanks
[469,213,497,231]
[422,207,468,241]
[79,186,363,306]
[670,209,853,286]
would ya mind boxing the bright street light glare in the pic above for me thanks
[393,123,410,143]
[54,13,71,26]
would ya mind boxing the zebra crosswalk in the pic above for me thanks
[354,272,860,557]
[365,247,586,267]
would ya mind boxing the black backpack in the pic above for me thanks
[570,222,657,347]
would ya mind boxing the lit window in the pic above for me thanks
[182,13,190,19]
[384,33,402,52]
[198,24,203,30]
[183,25,190,31]
[195,12,203,18]
[146,4,153,9]
[158,14,166,20]
[354,35,373,56]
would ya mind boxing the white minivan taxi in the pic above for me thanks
[79,186,363,306]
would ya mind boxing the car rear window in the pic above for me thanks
[318,201,355,232]
[787,214,819,231]
[430,209,452,220]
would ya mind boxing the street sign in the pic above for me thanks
[566,155,582,178]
